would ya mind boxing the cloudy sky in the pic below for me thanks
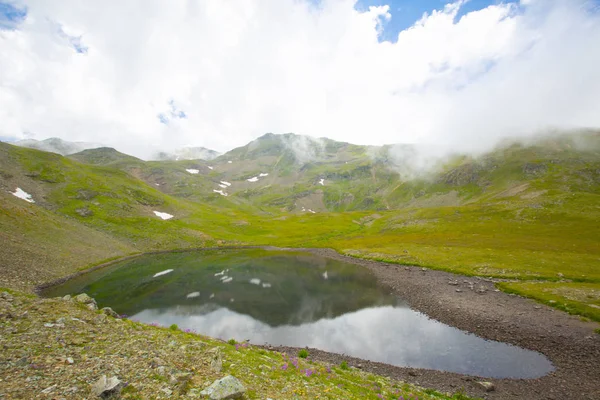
[0,0,599,158]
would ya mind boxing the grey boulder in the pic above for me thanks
[200,375,246,399]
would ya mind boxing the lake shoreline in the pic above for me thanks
[37,246,600,399]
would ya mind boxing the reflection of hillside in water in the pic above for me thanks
[44,249,400,326]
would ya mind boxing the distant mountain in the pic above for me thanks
[223,132,368,163]
[68,147,143,166]
[152,146,221,161]
[13,137,103,156]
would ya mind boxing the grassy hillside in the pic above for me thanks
[1,131,599,322]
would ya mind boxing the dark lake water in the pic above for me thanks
[43,249,554,378]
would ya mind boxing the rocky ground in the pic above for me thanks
[0,290,468,400]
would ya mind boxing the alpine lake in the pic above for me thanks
[43,248,554,379]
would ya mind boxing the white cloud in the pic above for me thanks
[0,0,599,158]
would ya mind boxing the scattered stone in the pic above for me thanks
[75,207,94,217]
[200,375,246,400]
[476,287,487,294]
[62,294,72,301]
[91,375,124,398]
[101,307,119,318]
[448,280,459,286]
[421,268,427,271]
[74,293,98,311]
[41,385,57,394]
[455,289,463,293]
[408,370,418,377]
[209,348,223,372]
[1,291,13,300]
[66,357,74,364]
[476,381,496,392]
[534,305,542,310]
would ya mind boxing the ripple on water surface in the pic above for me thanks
[43,249,554,378]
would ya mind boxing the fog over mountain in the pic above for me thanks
[1,0,599,160]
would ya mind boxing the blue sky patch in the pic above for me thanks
[355,0,520,42]
[158,100,187,125]
[0,1,26,30]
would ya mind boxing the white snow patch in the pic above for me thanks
[220,275,229,281]
[210,293,215,299]
[155,183,160,186]
[259,173,269,177]
[208,166,214,170]
[11,188,34,203]
[318,178,325,186]
[186,169,200,174]
[322,271,328,280]
[249,278,261,285]
[186,292,200,298]
[308,209,316,214]
[220,181,231,187]
[153,269,174,278]
[262,283,272,288]
[153,211,174,220]
[213,189,228,196]
[247,176,259,182]
[228,161,232,164]
[215,270,225,277]
[218,184,228,188]
[230,298,235,302]
[222,277,233,283]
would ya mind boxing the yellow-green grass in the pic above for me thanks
[497,282,600,322]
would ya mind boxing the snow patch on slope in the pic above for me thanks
[153,211,174,220]
[11,188,34,203]
[186,169,200,174]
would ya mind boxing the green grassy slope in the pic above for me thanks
[1,132,599,322]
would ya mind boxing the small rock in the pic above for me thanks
[421,268,427,271]
[209,348,223,372]
[101,307,119,318]
[448,280,459,286]
[41,385,57,394]
[162,388,173,396]
[476,381,495,392]
[200,375,246,399]
[75,293,98,311]
[62,294,72,301]
[476,287,487,294]
[408,370,418,377]
[151,357,165,368]
[1,291,14,301]
[534,305,542,309]
[91,375,123,398]
[66,357,74,364]
[455,289,463,293]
